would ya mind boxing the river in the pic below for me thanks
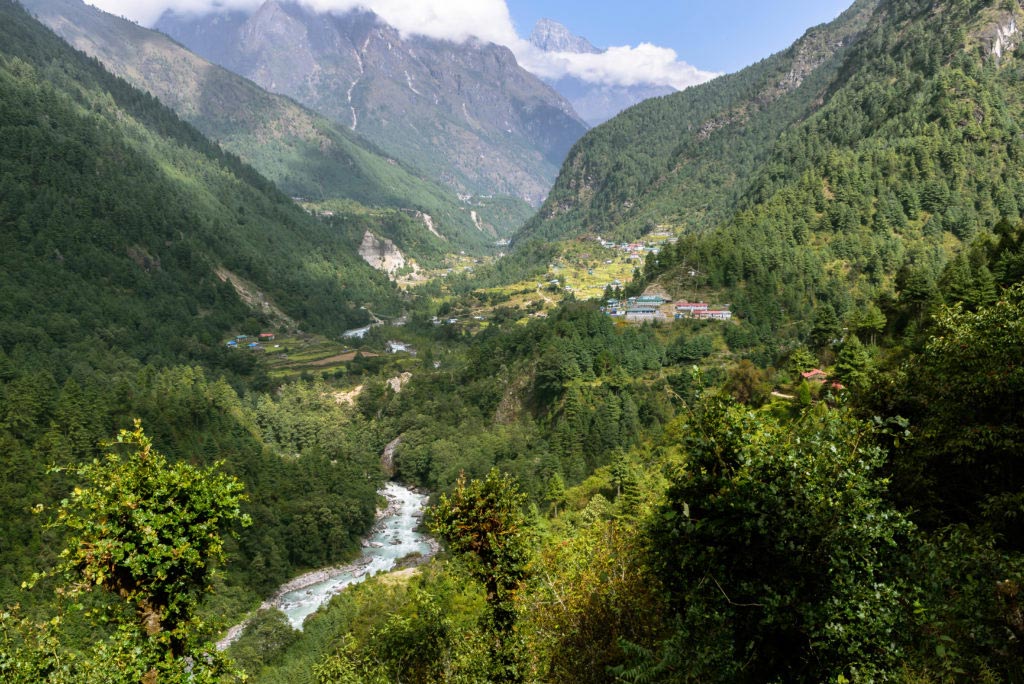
[218,482,434,647]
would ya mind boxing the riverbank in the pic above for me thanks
[217,482,436,649]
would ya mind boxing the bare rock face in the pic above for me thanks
[157,2,588,204]
[979,9,1022,62]
[359,231,406,275]
[530,18,600,54]
[380,435,401,477]
[235,0,318,91]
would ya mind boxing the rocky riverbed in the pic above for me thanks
[218,482,436,648]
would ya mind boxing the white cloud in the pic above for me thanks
[86,0,519,45]
[310,0,519,46]
[85,0,716,89]
[518,43,719,90]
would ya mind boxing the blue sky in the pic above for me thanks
[508,0,855,73]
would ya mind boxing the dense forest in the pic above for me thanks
[3,0,1024,681]
[0,0,400,655]
[206,286,1024,684]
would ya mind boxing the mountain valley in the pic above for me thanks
[22,0,531,264]
[3,0,1024,682]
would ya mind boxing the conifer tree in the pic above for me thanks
[834,334,872,392]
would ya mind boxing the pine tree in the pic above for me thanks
[853,302,886,346]
[797,379,812,407]
[788,347,819,375]
[834,334,871,392]
[810,303,841,351]
[544,472,566,518]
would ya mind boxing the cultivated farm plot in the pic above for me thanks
[260,334,379,380]
[556,256,636,297]
[476,245,640,316]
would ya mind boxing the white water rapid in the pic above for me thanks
[219,482,434,647]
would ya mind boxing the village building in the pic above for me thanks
[801,368,829,383]
[624,309,667,322]
[386,340,415,355]
[693,309,733,321]
[675,300,709,314]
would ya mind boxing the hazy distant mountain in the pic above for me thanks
[529,18,601,54]
[546,75,676,128]
[528,18,676,126]
[156,2,589,205]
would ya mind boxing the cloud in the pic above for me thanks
[87,0,519,45]
[309,0,519,46]
[518,43,720,90]
[85,0,716,89]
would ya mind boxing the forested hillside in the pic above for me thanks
[0,1,400,674]
[21,0,528,256]
[517,0,879,244]
[632,0,1024,341]
[0,0,405,348]
[525,0,1024,349]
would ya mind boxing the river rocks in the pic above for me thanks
[218,482,436,648]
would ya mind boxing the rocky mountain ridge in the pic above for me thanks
[156,1,589,205]
[529,18,600,54]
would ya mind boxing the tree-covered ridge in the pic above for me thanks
[516,0,880,244]
[21,0,530,255]
[0,0,403,355]
[621,0,1024,340]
